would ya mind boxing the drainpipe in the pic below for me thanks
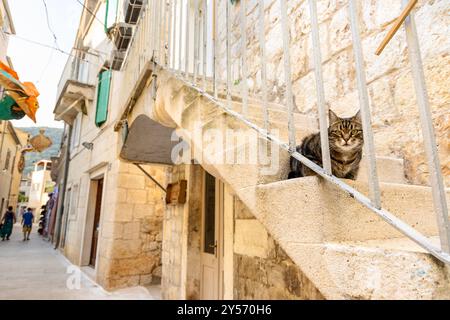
[54,124,72,249]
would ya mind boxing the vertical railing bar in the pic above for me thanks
[240,0,248,117]
[149,2,152,61]
[150,0,154,58]
[279,0,296,149]
[167,0,173,68]
[158,0,166,65]
[308,0,332,175]
[258,0,269,132]
[348,0,381,208]
[164,0,170,67]
[193,0,200,83]
[402,0,450,253]
[226,0,232,109]
[213,0,218,99]
[178,0,183,73]
[185,0,190,78]
[152,1,158,59]
[172,0,179,72]
[172,0,180,72]
[155,0,162,63]
[202,0,208,90]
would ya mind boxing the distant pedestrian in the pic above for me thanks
[22,208,34,241]
[0,206,16,241]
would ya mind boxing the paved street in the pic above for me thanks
[0,225,161,300]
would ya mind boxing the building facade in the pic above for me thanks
[27,160,54,210]
[54,0,450,299]
[53,0,165,289]
[0,121,26,215]
[0,0,14,63]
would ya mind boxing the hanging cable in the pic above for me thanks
[37,49,55,84]
[41,0,60,49]
[5,32,111,79]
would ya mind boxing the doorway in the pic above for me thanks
[200,172,224,299]
[89,178,103,267]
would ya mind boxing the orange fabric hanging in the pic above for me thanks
[0,61,40,122]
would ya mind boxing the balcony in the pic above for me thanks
[54,50,96,125]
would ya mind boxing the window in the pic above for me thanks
[3,149,10,170]
[204,172,216,254]
[71,113,82,149]
[95,69,112,127]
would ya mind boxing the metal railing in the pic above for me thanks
[121,0,450,263]
[56,49,92,100]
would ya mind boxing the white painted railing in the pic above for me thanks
[120,0,450,264]
[57,49,92,100]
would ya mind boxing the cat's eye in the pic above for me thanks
[351,129,360,135]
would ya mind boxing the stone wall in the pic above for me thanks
[161,164,209,300]
[216,0,449,185]
[185,165,203,300]
[161,164,185,299]
[102,162,167,289]
[233,199,324,300]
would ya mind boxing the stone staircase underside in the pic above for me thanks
[153,72,450,299]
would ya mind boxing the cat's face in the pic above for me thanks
[328,110,363,152]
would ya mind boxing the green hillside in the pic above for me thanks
[18,127,64,176]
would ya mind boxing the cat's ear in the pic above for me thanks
[329,109,339,124]
[353,110,362,123]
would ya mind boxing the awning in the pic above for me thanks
[120,115,181,165]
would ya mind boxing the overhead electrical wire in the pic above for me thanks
[42,0,60,49]
[4,32,110,72]
[39,0,61,83]
[4,1,115,85]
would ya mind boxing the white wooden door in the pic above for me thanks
[200,172,223,299]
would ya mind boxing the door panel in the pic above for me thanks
[89,178,103,267]
[200,172,223,300]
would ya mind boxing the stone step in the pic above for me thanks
[196,112,406,186]
[238,176,450,244]
[281,240,450,299]
[233,176,450,299]
[159,75,448,299]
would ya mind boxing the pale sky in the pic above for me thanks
[8,0,83,128]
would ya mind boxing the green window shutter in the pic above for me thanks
[95,70,111,127]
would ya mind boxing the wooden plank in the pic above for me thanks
[375,0,418,55]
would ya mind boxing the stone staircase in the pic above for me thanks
[154,72,450,299]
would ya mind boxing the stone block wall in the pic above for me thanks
[233,199,324,300]
[161,164,185,299]
[101,162,167,289]
[161,164,204,300]
[215,0,449,185]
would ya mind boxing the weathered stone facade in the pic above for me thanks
[161,164,203,300]
[161,163,324,300]
[102,162,167,288]
[233,199,324,300]
[216,0,449,185]
[161,164,186,299]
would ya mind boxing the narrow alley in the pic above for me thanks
[0,226,160,300]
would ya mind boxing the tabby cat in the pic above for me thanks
[288,110,364,180]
